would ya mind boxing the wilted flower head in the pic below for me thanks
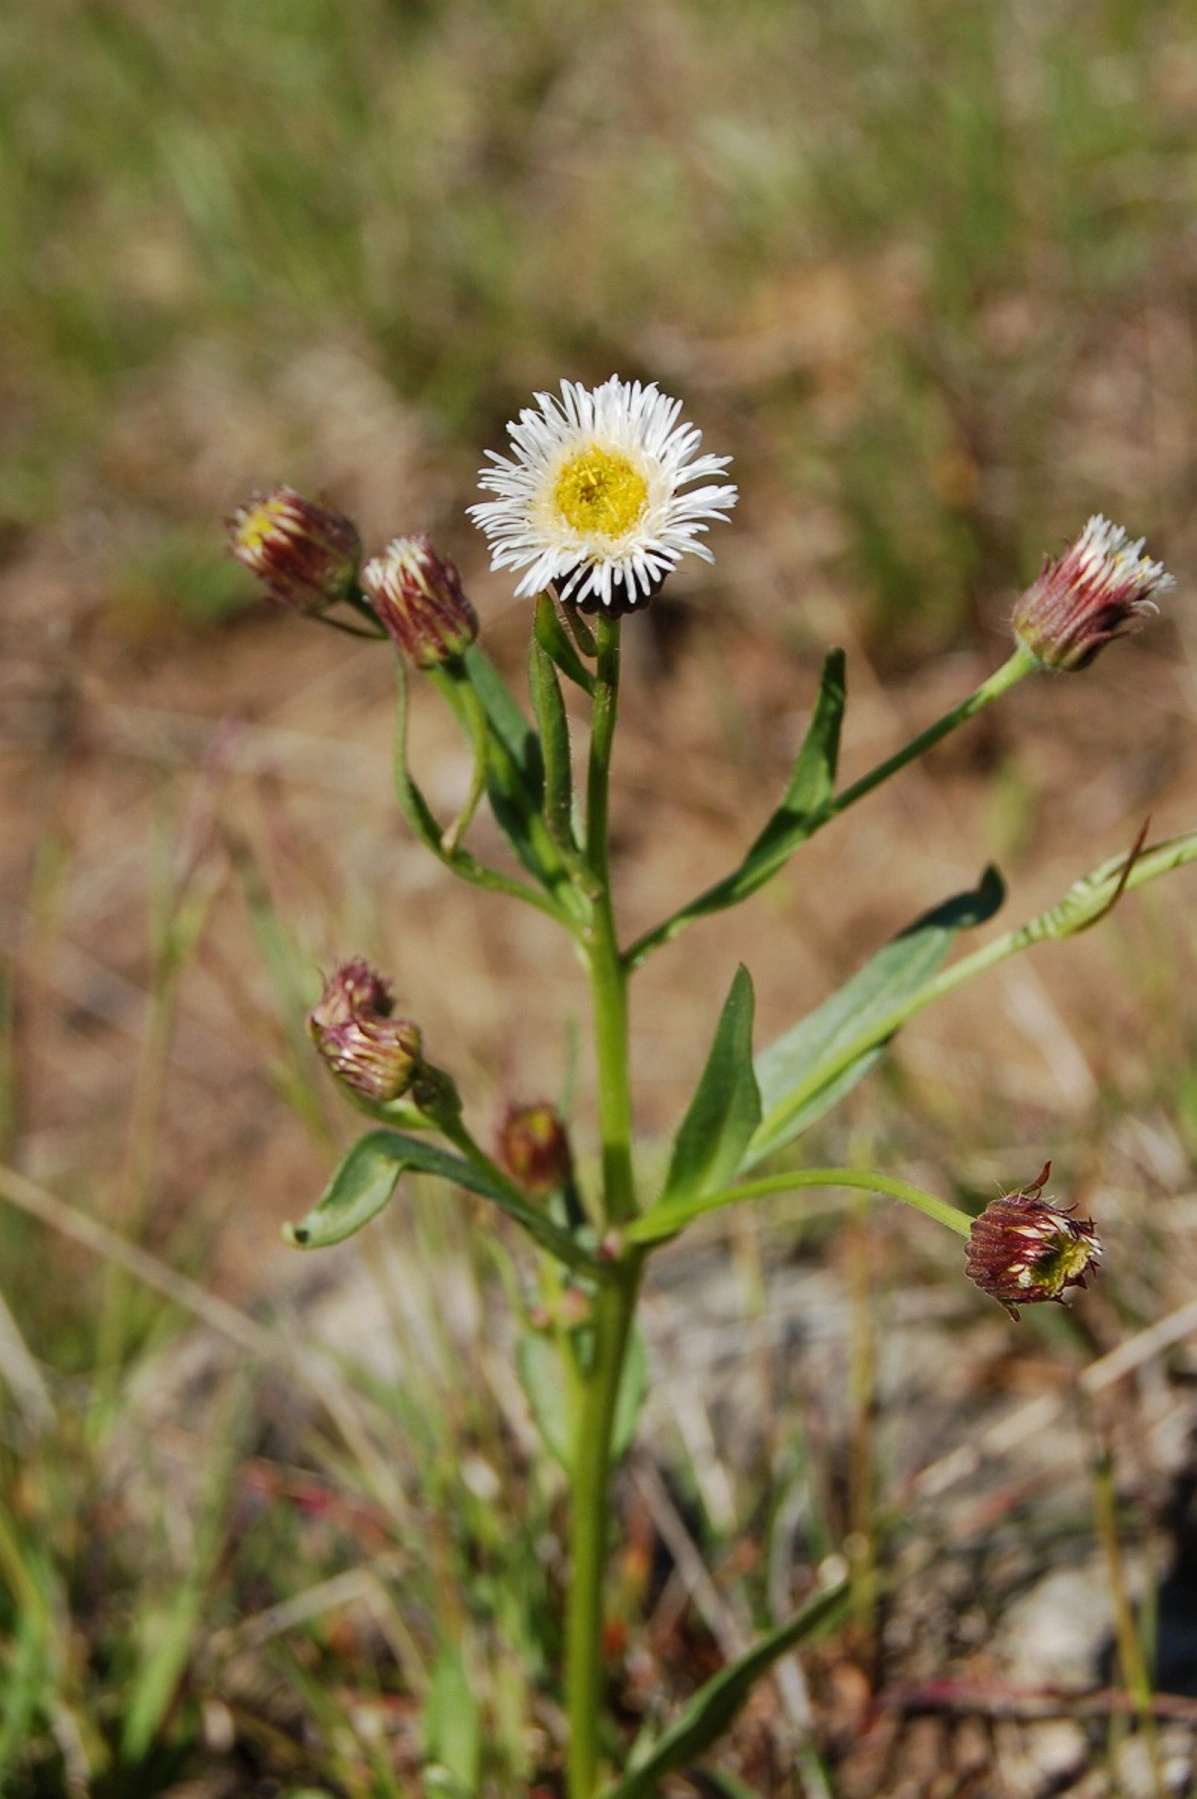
[226,486,362,613]
[498,1102,574,1199]
[469,376,737,615]
[309,958,422,1102]
[1013,515,1174,671]
[965,1162,1102,1319]
[361,536,479,668]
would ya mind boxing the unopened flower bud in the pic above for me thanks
[1013,515,1174,671]
[965,1162,1102,1319]
[227,487,362,613]
[361,536,478,668]
[309,958,422,1102]
[498,1103,574,1199]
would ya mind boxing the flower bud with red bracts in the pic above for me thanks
[309,958,422,1103]
[965,1162,1102,1320]
[227,487,362,613]
[498,1103,575,1200]
[361,536,478,669]
[1012,516,1173,672]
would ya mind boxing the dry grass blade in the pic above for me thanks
[0,1164,268,1355]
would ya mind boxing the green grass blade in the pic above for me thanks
[603,1581,850,1799]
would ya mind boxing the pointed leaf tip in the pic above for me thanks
[658,964,761,1209]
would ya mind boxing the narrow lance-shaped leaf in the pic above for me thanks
[741,646,845,875]
[454,646,587,916]
[626,650,846,966]
[904,827,1197,1012]
[659,965,761,1206]
[285,1130,602,1274]
[461,643,544,797]
[747,866,1005,1168]
[603,1580,850,1799]
[391,665,568,920]
[529,609,579,854]
[748,823,1197,1165]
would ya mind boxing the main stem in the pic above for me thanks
[566,1255,644,1799]
[585,615,636,1229]
[568,611,641,1799]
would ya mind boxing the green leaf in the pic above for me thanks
[285,1130,601,1272]
[659,966,761,1206]
[461,644,544,799]
[391,665,570,921]
[625,651,846,965]
[603,1581,850,1799]
[455,648,588,915]
[534,592,596,694]
[743,646,845,868]
[747,866,1005,1166]
[529,615,578,853]
[425,1638,481,1795]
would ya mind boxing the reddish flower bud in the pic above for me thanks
[309,958,422,1102]
[226,487,362,613]
[1013,515,1173,671]
[361,536,479,668]
[497,1103,574,1199]
[965,1162,1102,1320]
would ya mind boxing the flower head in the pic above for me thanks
[498,1102,574,1199]
[469,376,737,614]
[361,535,478,668]
[226,486,362,613]
[1013,515,1174,671]
[309,958,422,1102]
[965,1162,1102,1319]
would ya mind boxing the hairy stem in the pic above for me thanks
[566,1256,644,1799]
[567,610,641,1799]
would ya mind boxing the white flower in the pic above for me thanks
[468,376,738,611]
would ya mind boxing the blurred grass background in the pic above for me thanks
[4,0,1196,645]
[4,1,1197,1794]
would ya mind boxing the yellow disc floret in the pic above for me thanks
[552,447,648,540]
[235,495,291,556]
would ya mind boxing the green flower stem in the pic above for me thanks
[437,1110,543,1214]
[567,1252,645,1799]
[565,612,643,1799]
[624,1167,975,1247]
[625,643,1038,967]
[821,642,1037,824]
[586,616,637,1228]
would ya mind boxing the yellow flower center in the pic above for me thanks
[237,497,288,552]
[552,447,648,539]
[1030,1230,1095,1297]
